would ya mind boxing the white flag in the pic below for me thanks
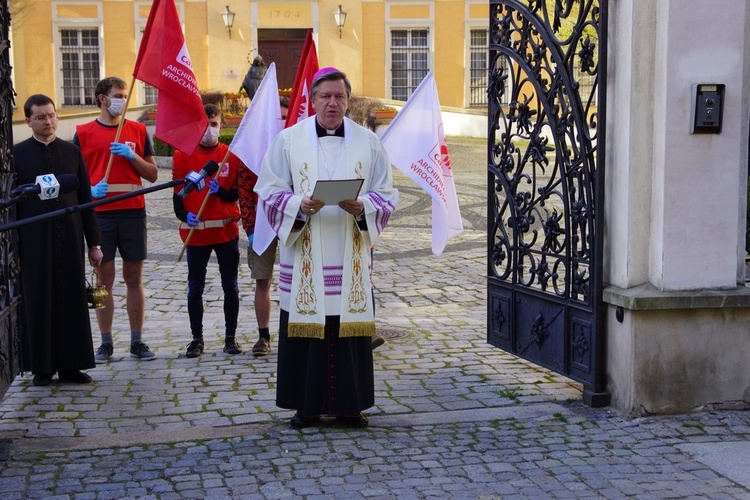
[380,72,464,256]
[229,62,282,254]
[229,62,282,175]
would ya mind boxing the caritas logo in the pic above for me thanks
[176,43,193,70]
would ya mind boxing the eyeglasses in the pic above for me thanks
[30,113,57,122]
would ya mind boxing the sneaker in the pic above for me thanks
[224,337,242,355]
[94,344,113,364]
[130,342,157,360]
[186,338,204,358]
[252,338,271,356]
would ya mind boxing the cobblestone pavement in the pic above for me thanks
[0,136,748,498]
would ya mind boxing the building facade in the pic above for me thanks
[9,0,490,121]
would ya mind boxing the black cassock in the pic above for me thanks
[14,137,100,375]
[276,310,375,417]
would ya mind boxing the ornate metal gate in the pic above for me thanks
[0,0,22,400]
[487,0,609,405]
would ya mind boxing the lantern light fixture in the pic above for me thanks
[332,5,347,38]
[221,5,235,39]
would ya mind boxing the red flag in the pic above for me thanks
[134,0,207,155]
[285,30,319,127]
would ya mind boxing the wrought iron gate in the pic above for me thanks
[0,0,21,400]
[487,0,609,406]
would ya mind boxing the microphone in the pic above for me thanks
[11,174,80,201]
[177,160,220,198]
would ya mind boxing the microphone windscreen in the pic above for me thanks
[57,174,80,194]
[202,160,220,176]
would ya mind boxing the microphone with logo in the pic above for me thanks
[177,160,220,198]
[3,174,80,209]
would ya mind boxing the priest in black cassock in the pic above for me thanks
[13,94,103,386]
[255,68,399,428]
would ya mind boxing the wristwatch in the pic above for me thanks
[89,245,102,250]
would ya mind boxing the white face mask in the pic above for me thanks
[202,126,220,144]
[107,97,126,117]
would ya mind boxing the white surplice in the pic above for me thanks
[255,116,399,339]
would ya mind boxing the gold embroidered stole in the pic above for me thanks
[286,119,375,339]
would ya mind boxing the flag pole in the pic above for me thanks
[103,75,139,183]
[176,148,232,262]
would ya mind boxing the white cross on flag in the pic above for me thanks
[285,30,318,127]
[380,72,464,256]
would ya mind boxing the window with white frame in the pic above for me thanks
[59,28,100,106]
[137,26,158,105]
[477,31,511,108]
[390,28,429,101]
[143,84,158,105]
[469,28,488,108]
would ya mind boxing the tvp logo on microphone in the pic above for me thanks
[36,174,60,200]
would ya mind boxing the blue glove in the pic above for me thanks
[186,212,200,227]
[248,233,254,246]
[110,142,136,161]
[208,179,220,195]
[91,180,108,198]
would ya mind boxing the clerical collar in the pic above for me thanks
[32,135,56,146]
[315,119,345,138]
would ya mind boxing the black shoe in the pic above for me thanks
[32,373,53,386]
[223,337,242,355]
[58,370,92,384]
[371,336,385,350]
[290,412,320,428]
[337,414,369,428]
[186,338,204,358]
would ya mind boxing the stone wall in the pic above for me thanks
[603,0,750,415]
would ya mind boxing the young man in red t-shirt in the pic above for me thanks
[75,76,159,363]
[172,104,242,357]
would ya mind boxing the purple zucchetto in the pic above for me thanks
[311,67,344,87]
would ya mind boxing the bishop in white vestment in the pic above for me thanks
[255,68,399,427]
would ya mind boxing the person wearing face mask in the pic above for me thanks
[172,104,242,358]
[74,76,159,364]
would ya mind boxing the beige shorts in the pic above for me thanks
[247,236,278,280]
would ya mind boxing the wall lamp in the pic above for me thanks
[221,5,235,39]
[333,5,347,38]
